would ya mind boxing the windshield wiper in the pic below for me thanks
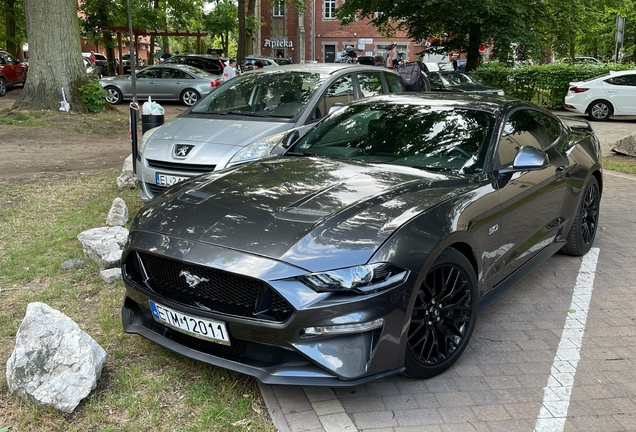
[286,151,316,157]
[223,111,267,117]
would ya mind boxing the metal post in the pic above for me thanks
[127,0,139,173]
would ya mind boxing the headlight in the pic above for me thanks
[497,90,505,96]
[297,263,409,294]
[139,127,159,154]
[227,131,288,166]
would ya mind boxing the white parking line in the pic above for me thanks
[534,247,600,432]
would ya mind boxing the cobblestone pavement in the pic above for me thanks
[259,159,636,430]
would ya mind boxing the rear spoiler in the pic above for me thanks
[557,115,594,133]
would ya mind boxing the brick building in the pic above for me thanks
[255,0,425,65]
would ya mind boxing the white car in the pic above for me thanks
[564,70,636,120]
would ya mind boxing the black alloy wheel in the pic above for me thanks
[561,176,600,256]
[404,248,478,379]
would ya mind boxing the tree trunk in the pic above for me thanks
[5,0,17,58]
[15,0,88,111]
[237,0,246,66]
[465,24,482,72]
[246,0,255,56]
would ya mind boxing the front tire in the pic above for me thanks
[561,176,600,256]
[404,248,478,379]
[104,86,122,104]
[0,77,6,97]
[180,89,200,106]
[587,100,613,121]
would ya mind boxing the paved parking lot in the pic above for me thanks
[260,154,636,430]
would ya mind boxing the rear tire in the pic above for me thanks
[0,77,6,97]
[104,86,122,104]
[180,89,200,106]
[587,100,612,121]
[403,248,478,379]
[561,176,600,256]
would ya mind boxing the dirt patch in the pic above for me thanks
[0,88,187,184]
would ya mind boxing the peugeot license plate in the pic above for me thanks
[149,300,230,345]
[155,173,189,187]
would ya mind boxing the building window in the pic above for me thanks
[324,0,336,19]
[273,0,284,16]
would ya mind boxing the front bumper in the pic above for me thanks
[121,232,416,386]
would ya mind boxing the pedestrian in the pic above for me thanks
[160,50,171,61]
[452,57,458,71]
[222,58,237,81]
[89,51,96,64]
[254,59,265,69]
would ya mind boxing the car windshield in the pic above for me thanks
[191,71,322,118]
[288,103,495,174]
[441,72,475,85]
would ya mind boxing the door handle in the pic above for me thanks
[555,166,565,175]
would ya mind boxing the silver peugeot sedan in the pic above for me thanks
[135,63,404,202]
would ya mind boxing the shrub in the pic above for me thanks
[473,62,636,109]
[79,79,108,113]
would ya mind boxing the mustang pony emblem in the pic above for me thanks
[179,270,209,288]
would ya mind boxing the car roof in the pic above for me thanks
[257,63,399,76]
[346,92,525,115]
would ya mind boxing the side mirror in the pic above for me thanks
[283,129,300,149]
[328,103,344,115]
[499,146,548,174]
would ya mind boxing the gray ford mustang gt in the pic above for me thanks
[121,93,602,386]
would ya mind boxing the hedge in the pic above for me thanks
[472,62,636,109]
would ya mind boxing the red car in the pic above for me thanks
[0,50,28,97]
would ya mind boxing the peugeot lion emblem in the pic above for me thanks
[179,270,209,288]
[174,144,194,158]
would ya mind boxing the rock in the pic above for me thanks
[61,258,85,271]
[77,226,129,269]
[5,302,107,414]
[106,197,129,227]
[100,268,122,283]
[611,132,636,157]
[116,154,137,189]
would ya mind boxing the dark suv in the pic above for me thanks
[0,50,27,96]
[162,54,225,75]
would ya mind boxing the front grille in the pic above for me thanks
[145,182,165,196]
[124,251,293,322]
[147,159,216,173]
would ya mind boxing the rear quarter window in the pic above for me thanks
[384,72,403,93]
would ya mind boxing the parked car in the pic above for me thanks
[564,69,636,120]
[135,63,404,202]
[244,56,279,68]
[121,93,603,386]
[273,57,292,65]
[440,60,467,71]
[82,52,109,76]
[162,54,225,76]
[121,53,145,74]
[0,50,27,97]
[560,56,603,65]
[100,64,218,106]
[429,70,505,95]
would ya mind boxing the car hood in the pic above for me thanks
[143,116,294,161]
[132,157,475,271]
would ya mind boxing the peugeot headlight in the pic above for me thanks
[496,90,505,96]
[227,131,288,166]
[297,263,409,294]
[139,127,159,155]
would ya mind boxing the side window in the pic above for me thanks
[384,72,403,93]
[497,110,549,167]
[314,75,354,121]
[357,72,383,97]
[206,60,222,74]
[138,68,159,79]
[542,114,562,144]
[186,58,204,70]
[607,74,636,86]
[429,72,442,86]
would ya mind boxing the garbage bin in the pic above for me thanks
[141,114,164,134]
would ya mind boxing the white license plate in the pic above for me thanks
[149,300,230,345]
[155,173,189,187]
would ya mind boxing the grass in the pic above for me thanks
[603,155,636,175]
[0,172,274,432]
[0,109,128,136]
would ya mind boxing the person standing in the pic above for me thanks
[222,58,237,81]
[89,51,96,64]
